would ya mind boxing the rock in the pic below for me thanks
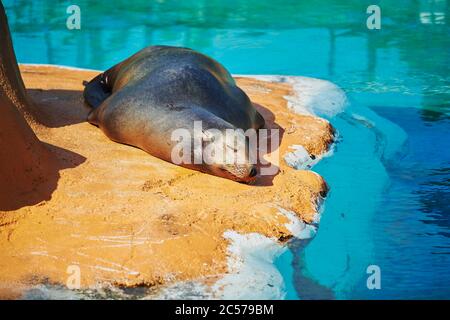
[0,65,335,298]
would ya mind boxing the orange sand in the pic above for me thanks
[0,65,334,298]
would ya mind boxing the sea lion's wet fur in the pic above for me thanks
[84,46,265,181]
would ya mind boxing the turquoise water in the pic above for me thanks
[5,0,450,299]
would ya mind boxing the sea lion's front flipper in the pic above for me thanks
[83,73,111,109]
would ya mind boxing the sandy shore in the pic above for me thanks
[0,64,335,299]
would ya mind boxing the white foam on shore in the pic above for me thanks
[212,231,287,299]
[22,285,82,300]
[284,144,320,170]
[284,141,336,170]
[235,74,348,117]
[212,207,319,300]
[278,208,317,239]
[148,281,212,300]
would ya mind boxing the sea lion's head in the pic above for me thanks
[170,113,259,183]
[199,128,258,184]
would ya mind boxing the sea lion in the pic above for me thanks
[83,46,265,183]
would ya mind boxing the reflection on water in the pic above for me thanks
[4,0,450,299]
[368,106,450,298]
[5,0,450,117]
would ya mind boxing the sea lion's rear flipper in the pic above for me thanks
[83,73,111,109]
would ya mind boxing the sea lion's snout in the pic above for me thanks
[201,129,258,183]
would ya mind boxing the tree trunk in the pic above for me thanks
[0,1,43,123]
[0,1,56,210]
